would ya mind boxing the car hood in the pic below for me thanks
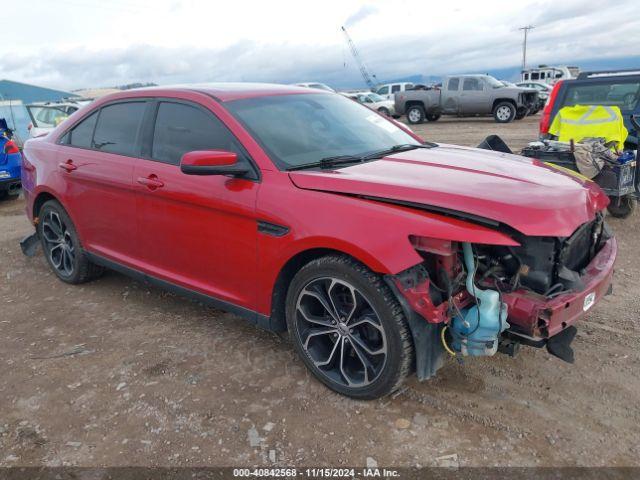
[288,144,609,237]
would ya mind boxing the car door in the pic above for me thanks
[441,77,461,114]
[460,77,488,114]
[377,85,390,101]
[390,84,401,101]
[133,99,260,309]
[57,101,145,265]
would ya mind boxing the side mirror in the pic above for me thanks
[180,150,249,176]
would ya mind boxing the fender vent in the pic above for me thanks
[257,221,289,237]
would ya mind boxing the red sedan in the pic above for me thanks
[21,84,616,399]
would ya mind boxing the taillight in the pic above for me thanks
[539,80,563,134]
[4,140,19,154]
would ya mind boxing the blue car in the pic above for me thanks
[0,118,22,199]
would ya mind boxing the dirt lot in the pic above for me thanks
[1,116,639,468]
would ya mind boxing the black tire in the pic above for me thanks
[406,105,425,124]
[425,113,441,122]
[377,107,390,116]
[0,191,19,201]
[607,195,636,219]
[37,200,104,284]
[286,255,413,399]
[514,108,528,120]
[493,102,516,123]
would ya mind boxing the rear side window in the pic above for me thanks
[448,78,460,91]
[151,102,244,165]
[564,81,640,110]
[531,72,540,80]
[66,111,98,148]
[391,85,401,93]
[463,78,482,91]
[93,102,146,156]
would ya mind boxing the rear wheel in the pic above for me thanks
[425,112,441,122]
[37,200,104,284]
[377,107,390,116]
[493,102,516,123]
[286,255,413,399]
[607,195,636,218]
[406,105,425,124]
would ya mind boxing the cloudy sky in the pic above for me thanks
[2,0,639,91]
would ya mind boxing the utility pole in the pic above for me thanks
[519,25,535,71]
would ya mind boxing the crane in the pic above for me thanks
[341,26,378,90]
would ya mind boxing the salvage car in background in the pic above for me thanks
[395,74,539,123]
[21,83,616,399]
[343,91,395,116]
[0,101,31,148]
[293,82,336,92]
[540,69,640,217]
[27,101,89,138]
[0,118,22,199]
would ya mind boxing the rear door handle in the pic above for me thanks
[59,159,77,172]
[137,174,164,189]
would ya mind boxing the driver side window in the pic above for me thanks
[151,102,247,166]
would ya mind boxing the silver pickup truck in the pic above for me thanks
[395,74,539,124]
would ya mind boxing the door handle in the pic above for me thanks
[59,159,77,172]
[137,175,164,189]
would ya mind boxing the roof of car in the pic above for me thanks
[134,82,323,102]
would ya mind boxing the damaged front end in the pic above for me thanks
[387,212,616,380]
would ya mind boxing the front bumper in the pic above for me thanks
[503,237,617,340]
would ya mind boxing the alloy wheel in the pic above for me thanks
[41,211,75,277]
[496,106,512,121]
[408,109,421,123]
[294,277,388,388]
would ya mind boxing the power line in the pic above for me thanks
[519,25,535,71]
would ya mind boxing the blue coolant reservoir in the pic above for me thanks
[450,242,509,357]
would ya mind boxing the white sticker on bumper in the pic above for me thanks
[583,292,596,312]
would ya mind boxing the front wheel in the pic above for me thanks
[406,105,425,124]
[286,255,413,399]
[607,195,636,218]
[37,200,105,284]
[515,107,528,120]
[493,102,516,123]
[377,107,390,116]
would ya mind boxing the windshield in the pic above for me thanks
[483,75,505,88]
[226,93,419,169]
[368,93,385,102]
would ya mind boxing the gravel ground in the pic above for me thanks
[1,115,639,468]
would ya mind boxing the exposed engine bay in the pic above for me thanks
[393,212,612,372]
[472,212,609,298]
